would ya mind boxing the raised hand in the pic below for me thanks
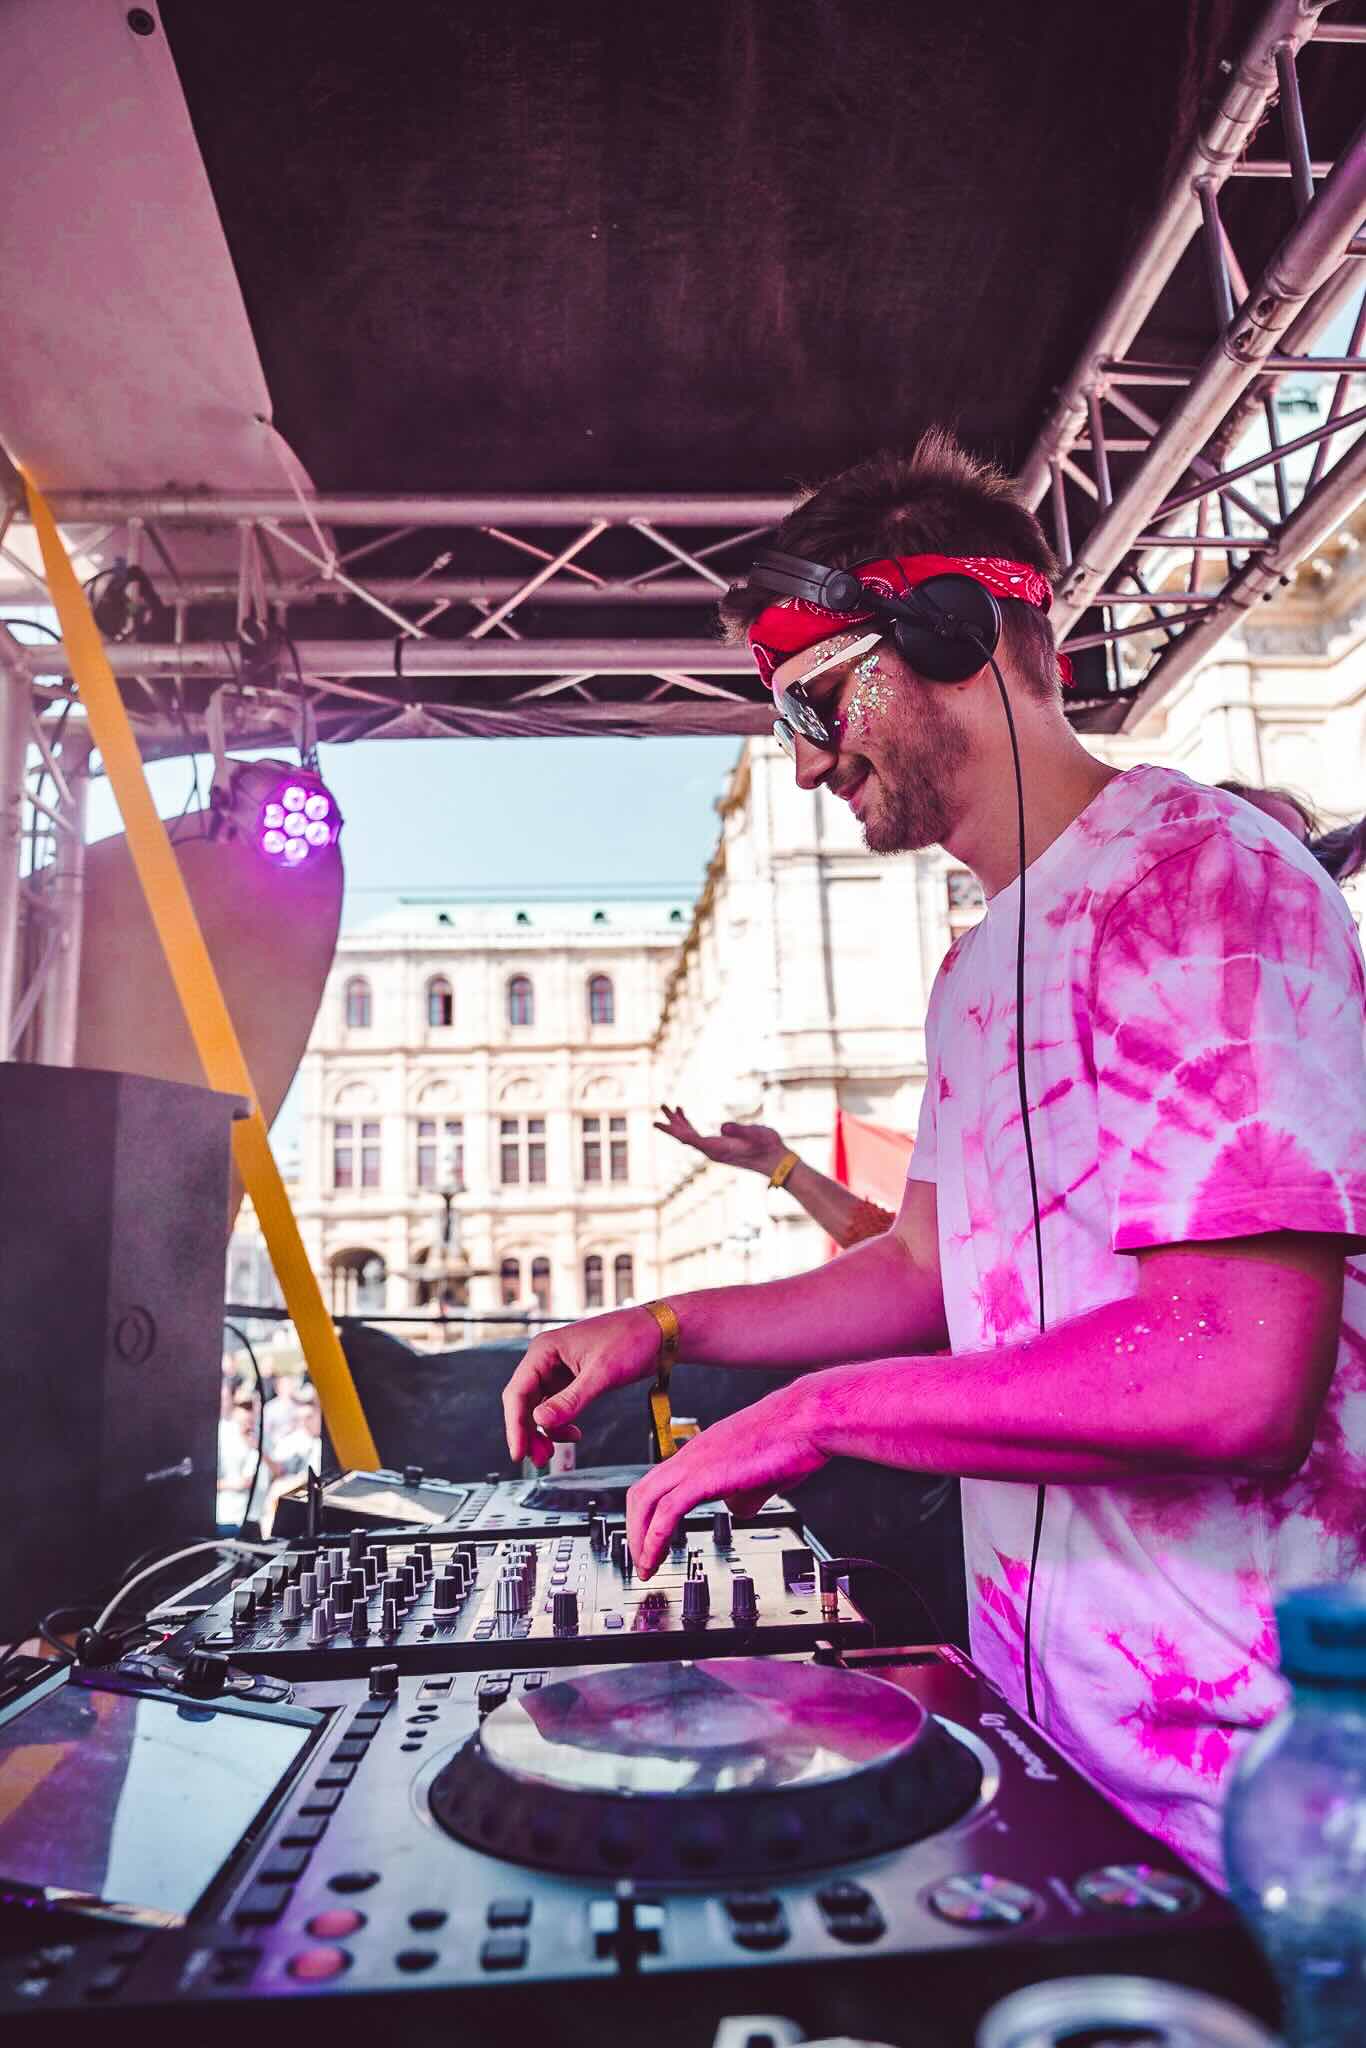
[653,1103,788,1177]
[501,1306,664,1466]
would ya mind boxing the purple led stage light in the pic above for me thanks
[251,766,341,870]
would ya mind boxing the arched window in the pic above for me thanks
[329,1248,386,1316]
[508,975,534,1027]
[499,1256,521,1306]
[588,974,614,1026]
[613,1253,635,1305]
[531,1256,552,1312]
[583,1254,604,1309]
[426,975,453,1028]
[344,976,372,1028]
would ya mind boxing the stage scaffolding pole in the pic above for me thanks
[0,632,29,1054]
[33,733,88,1068]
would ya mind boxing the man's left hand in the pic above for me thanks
[625,1387,826,1577]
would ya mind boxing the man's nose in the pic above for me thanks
[792,731,838,791]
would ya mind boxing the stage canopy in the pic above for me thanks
[1,0,1363,747]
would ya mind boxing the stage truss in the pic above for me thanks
[0,0,1364,1055]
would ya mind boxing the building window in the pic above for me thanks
[531,1256,551,1312]
[344,977,372,1029]
[332,1120,355,1190]
[417,1117,463,1190]
[499,1256,521,1305]
[584,1254,604,1309]
[609,1115,628,1183]
[946,868,985,937]
[507,975,534,1027]
[581,1115,602,1183]
[613,1252,635,1305]
[588,973,614,1025]
[500,1116,545,1185]
[329,1248,386,1315]
[426,975,453,1028]
[360,1121,381,1189]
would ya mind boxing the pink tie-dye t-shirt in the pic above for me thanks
[908,765,1366,1887]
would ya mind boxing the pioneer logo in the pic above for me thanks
[144,1456,194,1486]
[981,1711,1058,1782]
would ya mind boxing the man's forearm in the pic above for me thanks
[791,1249,1338,1481]
[669,1231,948,1370]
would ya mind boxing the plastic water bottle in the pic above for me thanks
[1223,1583,1366,2047]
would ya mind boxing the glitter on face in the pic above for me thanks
[846,649,893,734]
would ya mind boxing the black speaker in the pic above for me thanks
[0,1065,243,1642]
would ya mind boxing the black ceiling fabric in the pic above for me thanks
[159,0,1267,500]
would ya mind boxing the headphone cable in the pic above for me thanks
[985,653,1048,1726]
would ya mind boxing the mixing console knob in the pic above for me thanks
[348,1528,368,1568]
[348,1565,369,1608]
[610,1530,627,1572]
[495,1570,526,1618]
[350,1597,370,1641]
[267,1563,288,1598]
[589,1515,610,1556]
[284,1553,303,1582]
[446,1558,469,1596]
[682,1575,710,1627]
[309,1602,331,1646]
[415,1540,433,1573]
[314,1554,331,1594]
[433,1569,461,1615]
[382,1592,400,1635]
[586,1497,599,1525]
[712,1510,732,1550]
[331,1574,354,1616]
[330,1546,348,1581]
[361,1552,380,1591]
[731,1572,758,1626]
[382,1573,405,1609]
[400,1564,420,1602]
[552,1589,580,1634]
[281,1585,303,1624]
[232,1586,255,1624]
[369,1661,399,1698]
[670,1523,689,1556]
[300,1570,319,1610]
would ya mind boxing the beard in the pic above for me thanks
[857,687,971,854]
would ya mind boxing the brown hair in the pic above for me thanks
[1215,781,1319,838]
[718,428,1063,700]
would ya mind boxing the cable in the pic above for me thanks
[820,1555,945,1642]
[92,1539,271,1637]
[0,617,63,643]
[226,1318,271,1539]
[986,653,1049,1726]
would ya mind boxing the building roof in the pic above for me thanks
[341,892,693,946]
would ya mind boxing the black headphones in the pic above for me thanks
[748,549,1003,685]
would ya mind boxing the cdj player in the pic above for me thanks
[0,1646,1277,2046]
[272,1464,798,1541]
[162,1520,871,1677]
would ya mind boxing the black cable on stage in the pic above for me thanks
[985,652,1049,1727]
[225,1319,270,1539]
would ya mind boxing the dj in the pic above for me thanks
[504,432,1366,1884]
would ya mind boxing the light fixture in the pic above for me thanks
[209,756,343,871]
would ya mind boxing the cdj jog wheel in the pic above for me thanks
[430,1658,983,1881]
[520,1465,651,1513]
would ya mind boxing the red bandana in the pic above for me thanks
[747,554,1073,690]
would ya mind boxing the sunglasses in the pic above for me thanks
[771,631,882,760]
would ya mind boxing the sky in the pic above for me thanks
[85,733,744,924]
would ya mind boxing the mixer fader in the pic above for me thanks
[168,1513,871,1677]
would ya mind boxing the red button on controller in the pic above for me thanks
[287,1944,350,1982]
[305,1909,366,1940]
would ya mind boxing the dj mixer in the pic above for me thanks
[164,1518,871,1677]
[271,1464,799,1541]
[0,1645,1276,2046]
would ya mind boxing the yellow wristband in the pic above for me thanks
[768,1149,800,1191]
[643,1298,680,1387]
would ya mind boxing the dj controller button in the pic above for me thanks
[419,1676,453,1695]
[280,1816,329,1848]
[83,1964,126,1998]
[675,1821,725,1871]
[479,1934,529,1972]
[926,1874,1039,1927]
[327,1869,380,1894]
[258,1846,312,1884]
[409,1909,447,1932]
[723,1896,788,1951]
[208,1946,261,1988]
[332,1738,369,1762]
[1074,1863,1201,1915]
[395,1949,438,1973]
[299,1786,343,1816]
[287,1945,350,1983]
[316,1761,358,1787]
[305,1909,366,1939]
[487,1897,532,1928]
[234,1881,294,1926]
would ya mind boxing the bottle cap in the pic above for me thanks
[1277,1582,1366,1687]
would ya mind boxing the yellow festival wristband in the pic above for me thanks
[768,1149,800,1191]
[643,1300,681,1458]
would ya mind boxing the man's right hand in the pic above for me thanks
[655,1103,788,1178]
[502,1306,664,1465]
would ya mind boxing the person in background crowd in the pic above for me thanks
[1216,781,1316,844]
[216,1398,260,1531]
[1219,780,1366,887]
[655,1103,893,1249]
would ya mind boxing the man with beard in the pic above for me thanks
[502,430,1366,1886]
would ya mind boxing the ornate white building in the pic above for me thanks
[292,894,690,1331]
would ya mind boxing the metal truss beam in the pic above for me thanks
[38,492,794,526]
